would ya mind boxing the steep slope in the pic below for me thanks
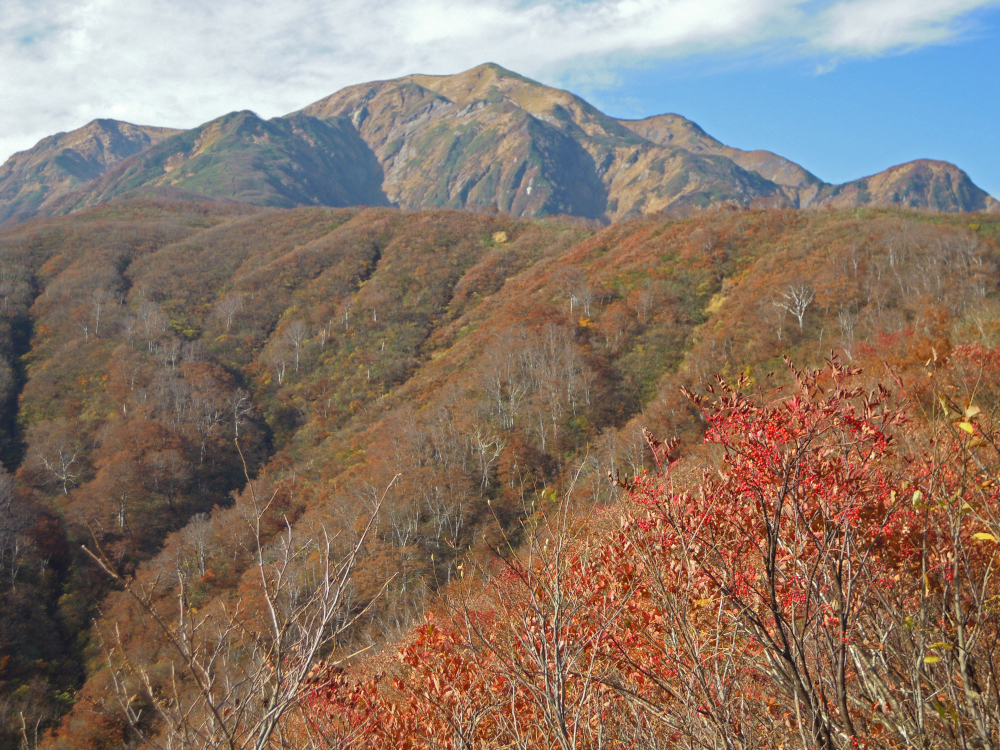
[1,64,995,223]
[298,63,782,219]
[618,114,819,186]
[0,119,180,222]
[619,113,831,207]
[46,111,390,213]
[1,200,999,747]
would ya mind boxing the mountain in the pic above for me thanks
[46,110,389,213]
[297,63,784,218]
[617,113,826,205]
[1,64,996,224]
[0,119,180,223]
[812,159,998,212]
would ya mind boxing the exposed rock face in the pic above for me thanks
[2,64,995,223]
[298,64,784,219]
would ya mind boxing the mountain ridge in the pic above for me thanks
[0,118,181,223]
[43,110,389,215]
[1,62,996,224]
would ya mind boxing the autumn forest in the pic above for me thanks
[0,196,999,750]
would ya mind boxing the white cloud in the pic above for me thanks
[0,0,997,163]
[816,0,995,52]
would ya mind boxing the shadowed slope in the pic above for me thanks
[48,111,389,213]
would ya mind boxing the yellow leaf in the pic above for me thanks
[927,642,952,650]
[923,655,941,664]
[972,532,998,543]
[694,598,712,608]
[958,422,975,434]
[965,404,981,419]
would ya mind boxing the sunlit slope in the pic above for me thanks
[814,159,998,212]
[1,200,999,748]
[2,64,996,225]
[299,63,784,218]
[0,119,181,223]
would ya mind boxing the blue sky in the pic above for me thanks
[573,8,1000,196]
[1,0,997,198]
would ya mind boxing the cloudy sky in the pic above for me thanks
[2,0,999,195]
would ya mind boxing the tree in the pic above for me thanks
[23,419,86,496]
[773,283,815,330]
[266,340,290,385]
[214,293,244,333]
[88,471,399,750]
[0,464,26,583]
[92,288,108,338]
[302,356,1000,750]
[143,448,191,511]
[284,320,309,373]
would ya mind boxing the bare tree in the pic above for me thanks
[267,341,289,386]
[25,419,85,495]
[284,321,309,373]
[230,388,253,440]
[86,466,399,750]
[92,288,108,338]
[0,465,26,585]
[471,423,506,490]
[317,320,333,350]
[483,335,529,431]
[837,306,858,361]
[215,293,244,333]
[772,284,815,330]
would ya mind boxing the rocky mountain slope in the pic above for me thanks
[45,110,389,214]
[617,113,825,203]
[0,119,180,223]
[1,64,996,223]
[297,63,788,218]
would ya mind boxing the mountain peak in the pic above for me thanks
[818,158,999,212]
[408,63,541,105]
[2,64,996,224]
[0,118,181,223]
[616,113,722,153]
[42,109,389,215]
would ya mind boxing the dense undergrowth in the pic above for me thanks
[289,354,1000,749]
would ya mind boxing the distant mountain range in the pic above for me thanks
[1,63,996,224]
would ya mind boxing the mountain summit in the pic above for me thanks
[2,63,996,223]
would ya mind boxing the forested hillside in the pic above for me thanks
[0,198,998,749]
